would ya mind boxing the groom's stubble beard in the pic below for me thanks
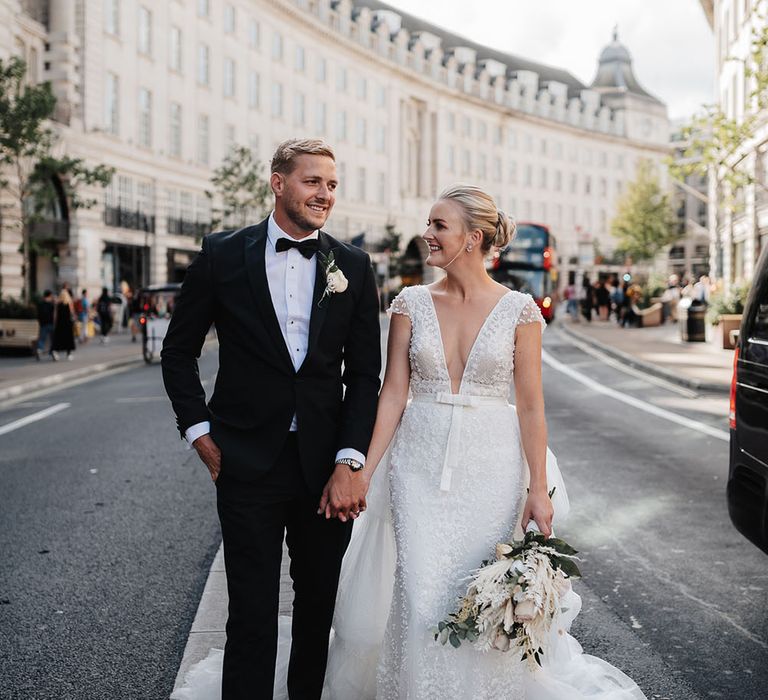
[282,191,333,235]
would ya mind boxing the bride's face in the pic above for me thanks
[423,200,470,269]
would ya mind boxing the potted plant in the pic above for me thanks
[706,283,751,349]
[0,296,38,351]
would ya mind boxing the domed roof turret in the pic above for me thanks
[591,28,662,104]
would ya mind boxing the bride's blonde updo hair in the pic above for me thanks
[438,184,516,252]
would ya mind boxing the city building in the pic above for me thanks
[1,0,669,298]
[699,0,767,286]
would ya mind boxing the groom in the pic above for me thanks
[161,139,381,699]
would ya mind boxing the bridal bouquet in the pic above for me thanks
[433,529,581,667]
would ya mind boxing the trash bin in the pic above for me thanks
[678,298,707,342]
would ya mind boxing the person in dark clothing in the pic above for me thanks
[51,288,76,360]
[35,290,55,360]
[580,277,594,322]
[96,287,114,343]
[595,280,610,320]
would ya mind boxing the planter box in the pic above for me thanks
[0,318,38,351]
[719,314,743,350]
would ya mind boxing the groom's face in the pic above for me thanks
[272,154,338,235]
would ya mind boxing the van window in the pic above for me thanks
[753,286,768,341]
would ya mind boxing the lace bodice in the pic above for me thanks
[389,285,545,398]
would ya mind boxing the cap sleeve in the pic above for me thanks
[388,288,410,318]
[517,296,546,331]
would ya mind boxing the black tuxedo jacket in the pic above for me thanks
[161,218,381,494]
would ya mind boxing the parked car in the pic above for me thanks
[729,245,768,555]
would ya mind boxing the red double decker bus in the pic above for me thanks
[488,222,559,322]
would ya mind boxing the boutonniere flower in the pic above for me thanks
[318,251,348,305]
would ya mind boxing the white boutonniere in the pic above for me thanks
[318,251,348,305]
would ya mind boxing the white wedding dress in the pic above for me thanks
[173,285,647,700]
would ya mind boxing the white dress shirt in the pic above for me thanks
[185,213,365,467]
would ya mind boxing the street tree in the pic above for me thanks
[610,159,679,262]
[206,145,272,231]
[670,3,768,201]
[0,56,113,300]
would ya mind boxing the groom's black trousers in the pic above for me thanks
[215,434,353,700]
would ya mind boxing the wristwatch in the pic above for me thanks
[337,457,364,472]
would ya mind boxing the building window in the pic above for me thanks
[540,138,547,156]
[197,44,210,86]
[493,157,501,181]
[462,116,471,137]
[248,71,260,108]
[105,0,120,36]
[376,84,386,108]
[225,124,235,151]
[599,178,607,197]
[295,45,305,72]
[138,88,152,147]
[356,117,366,147]
[105,72,119,134]
[169,103,182,157]
[357,167,366,202]
[316,57,327,82]
[271,82,283,118]
[478,121,487,141]
[197,0,209,18]
[336,110,347,141]
[224,4,236,34]
[138,6,152,55]
[224,58,236,97]
[272,32,283,61]
[524,164,532,187]
[584,176,591,195]
[337,162,346,197]
[357,76,367,100]
[197,114,209,165]
[554,142,563,159]
[508,161,517,184]
[554,170,562,191]
[249,19,260,49]
[478,154,487,179]
[447,112,455,132]
[507,128,517,149]
[539,167,547,188]
[336,67,347,92]
[492,125,503,145]
[375,125,385,153]
[447,146,455,173]
[461,150,471,175]
[294,92,305,126]
[524,133,533,153]
[169,26,182,72]
[316,102,327,134]
[570,173,577,194]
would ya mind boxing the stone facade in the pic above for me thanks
[0,0,670,297]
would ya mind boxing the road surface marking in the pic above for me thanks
[0,402,71,437]
[542,350,729,442]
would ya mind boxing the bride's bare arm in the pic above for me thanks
[513,322,554,536]
[361,310,412,484]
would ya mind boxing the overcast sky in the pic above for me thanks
[383,0,714,122]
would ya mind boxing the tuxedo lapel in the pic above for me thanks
[306,231,333,362]
[244,224,295,372]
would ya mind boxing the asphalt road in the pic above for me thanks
[0,323,766,699]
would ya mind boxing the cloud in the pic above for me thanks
[382,0,714,120]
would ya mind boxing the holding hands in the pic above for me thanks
[318,463,369,522]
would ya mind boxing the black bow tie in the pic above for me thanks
[275,237,319,259]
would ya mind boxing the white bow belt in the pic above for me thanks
[410,392,509,492]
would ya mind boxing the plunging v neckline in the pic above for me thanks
[425,287,512,395]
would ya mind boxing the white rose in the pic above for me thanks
[326,269,348,293]
[513,598,539,623]
[496,543,513,559]
[493,630,511,652]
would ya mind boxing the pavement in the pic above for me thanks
[558,316,734,393]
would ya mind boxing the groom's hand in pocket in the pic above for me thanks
[192,434,222,482]
[318,465,368,522]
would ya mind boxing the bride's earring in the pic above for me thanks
[466,245,473,252]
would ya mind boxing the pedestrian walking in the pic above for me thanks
[75,288,90,343]
[565,282,579,321]
[34,290,55,361]
[595,280,610,320]
[51,288,76,361]
[580,276,594,322]
[96,287,113,343]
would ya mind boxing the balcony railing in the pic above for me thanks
[104,206,155,233]
[28,219,69,243]
[167,217,210,237]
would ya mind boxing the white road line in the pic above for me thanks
[541,350,730,442]
[0,402,71,437]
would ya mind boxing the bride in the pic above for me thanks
[174,185,647,699]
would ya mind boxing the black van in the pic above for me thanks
[729,245,768,555]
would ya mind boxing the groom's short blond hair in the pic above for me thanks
[270,138,336,175]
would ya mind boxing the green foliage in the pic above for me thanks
[706,282,752,324]
[610,160,679,262]
[206,145,272,230]
[0,56,113,300]
[0,296,36,319]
